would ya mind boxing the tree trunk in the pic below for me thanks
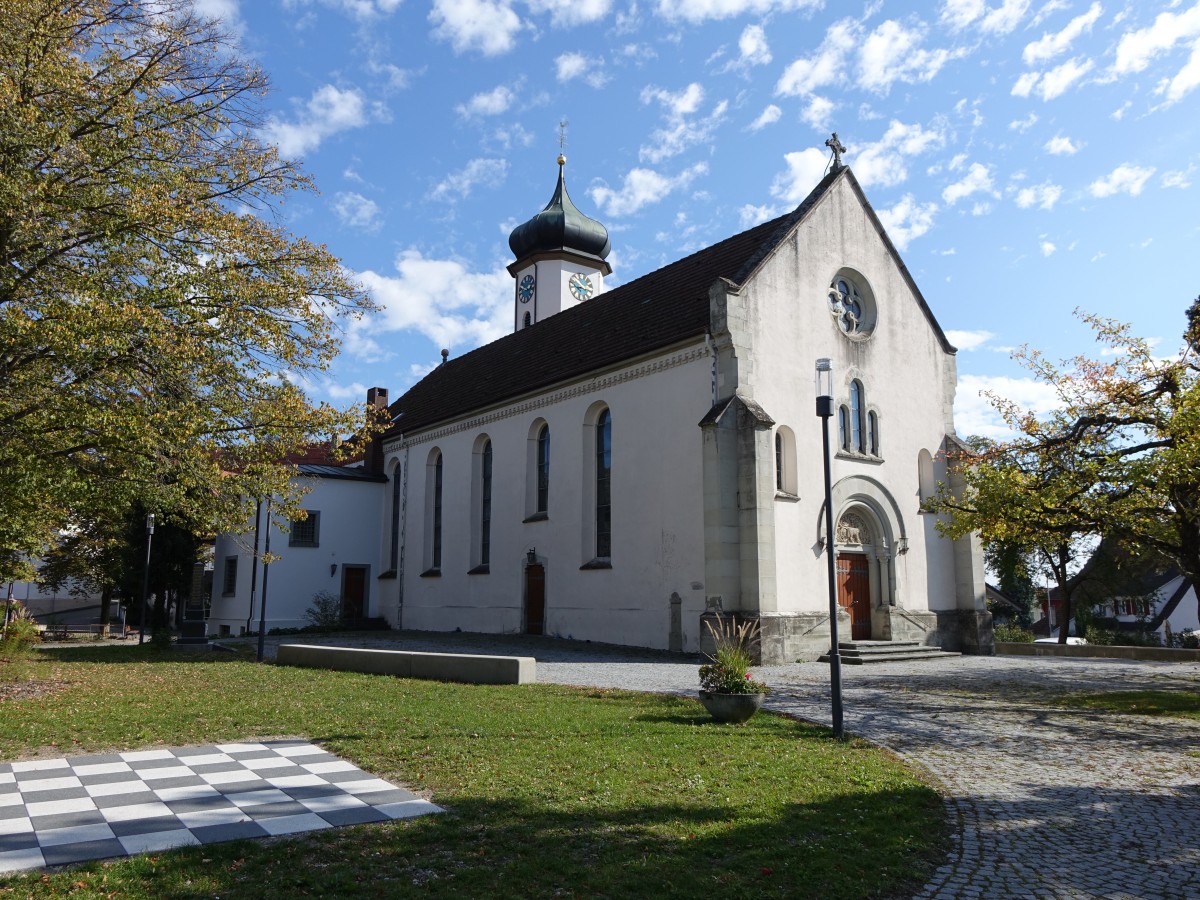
[99,586,112,638]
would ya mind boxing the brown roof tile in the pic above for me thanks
[385,170,843,437]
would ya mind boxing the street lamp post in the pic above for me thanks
[256,497,273,662]
[138,513,156,646]
[815,358,845,740]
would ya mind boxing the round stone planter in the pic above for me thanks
[698,690,766,724]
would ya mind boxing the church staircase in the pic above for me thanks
[818,640,960,665]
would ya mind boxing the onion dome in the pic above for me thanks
[509,155,611,263]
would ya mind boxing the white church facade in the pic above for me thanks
[207,150,992,664]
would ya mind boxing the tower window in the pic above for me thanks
[596,409,611,559]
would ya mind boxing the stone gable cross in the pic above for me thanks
[825,132,847,171]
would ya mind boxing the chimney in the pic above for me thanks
[365,386,388,475]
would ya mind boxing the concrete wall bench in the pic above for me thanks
[276,643,536,685]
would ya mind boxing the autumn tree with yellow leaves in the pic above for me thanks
[928,305,1200,642]
[0,1,379,577]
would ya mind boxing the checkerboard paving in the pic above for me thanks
[0,740,442,873]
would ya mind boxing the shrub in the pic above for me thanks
[1,606,41,658]
[994,622,1035,643]
[1087,627,1162,648]
[302,590,344,630]
[699,617,769,694]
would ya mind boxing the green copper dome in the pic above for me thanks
[509,156,611,263]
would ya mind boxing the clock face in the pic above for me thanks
[568,272,594,301]
[518,273,535,303]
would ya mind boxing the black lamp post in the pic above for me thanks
[815,358,845,740]
[256,497,273,662]
[138,513,155,646]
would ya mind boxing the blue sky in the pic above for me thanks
[204,0,1199,438]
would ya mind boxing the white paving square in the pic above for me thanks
[0,847,45,874]
[37,823,115,848]
[26,797,97,817]
[257,813,331,836]
[100,802,174,823]
[118,830,200,855]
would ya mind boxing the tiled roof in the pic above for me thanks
[386,174,841,438]
[296,463,388,483]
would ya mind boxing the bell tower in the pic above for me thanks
[507,152,612,332]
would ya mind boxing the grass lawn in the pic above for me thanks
[0,645,946,898]
[1060,689,1200,719]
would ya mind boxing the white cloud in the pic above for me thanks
[655,0,819,24]
[1009,112,1038,131]
[1089,164,1155,198]
[1158,39,1200,104]
[738,24,772,66]
[285,0,405,20]
[857,20,955,94]
[945,329,994,350]
[332,192,382,231]
[1014,182,1062,210]
[456,85,515,117]
[1162,167,1194,189]
[876,194,938,250]
[851,119,946,189]
[1112,3,1200,76]
[325,380,370,400]
[556,52,587,80]
[588,163,708,217]
[954,374,1063,441]
[526,0,611,27]
[1022,2,1102,65]
[355,251,513,352]
[738,203,779,227]
[193,0,244,33]
[1044,135,1080,155]
[769,148,829,204]
[1040,240,1056,256]
[776,19,857,96]
[430,158,509,202]
[262,84,369,158]
[1015,57,1094,100]
[429,0,522,56]
[943,0,1030,34]
[749,104,782,131]
[639,83,728,163]
[942,162,997,205]
[801,96,835,130]
[980,0,1030,34]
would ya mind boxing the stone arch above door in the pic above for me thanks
[814,474,906,558]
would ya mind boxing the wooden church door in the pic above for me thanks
[836,553,871,640]
[341,566,367,620]
[525,565,545,635]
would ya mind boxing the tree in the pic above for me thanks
[928,434,1104,642]
[0,1,378,577]
[928,302,1200,640]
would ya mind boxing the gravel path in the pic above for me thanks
[248,632,1200,899]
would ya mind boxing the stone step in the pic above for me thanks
[817,641,961,665]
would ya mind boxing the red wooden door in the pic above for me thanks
[525,564,545,635]
[836,553,871,640]
[341,566,367,620]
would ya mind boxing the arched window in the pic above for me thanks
[523,311,532,328]
[596,409,612,559]
[918,449,935,503]
[388,460,402,574]
[850,380,865,453]
[775,432,783,491]
[480,440,492,567]
[867,411,879,456]
[423,449,443,574]
[536,424,550,514]
[432,453,443,569]
[838,406,850,451]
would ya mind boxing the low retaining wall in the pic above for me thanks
[997,642,1200,663]
[277,644,536,685]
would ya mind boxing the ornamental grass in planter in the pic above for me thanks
[698,617,769,723]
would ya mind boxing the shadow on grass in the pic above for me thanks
[5,786,946,900]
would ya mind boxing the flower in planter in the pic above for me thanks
[699,617,769,694]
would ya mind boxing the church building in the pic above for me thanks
[207,144,992,664]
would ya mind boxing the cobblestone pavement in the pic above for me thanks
[250,633,1200,899]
